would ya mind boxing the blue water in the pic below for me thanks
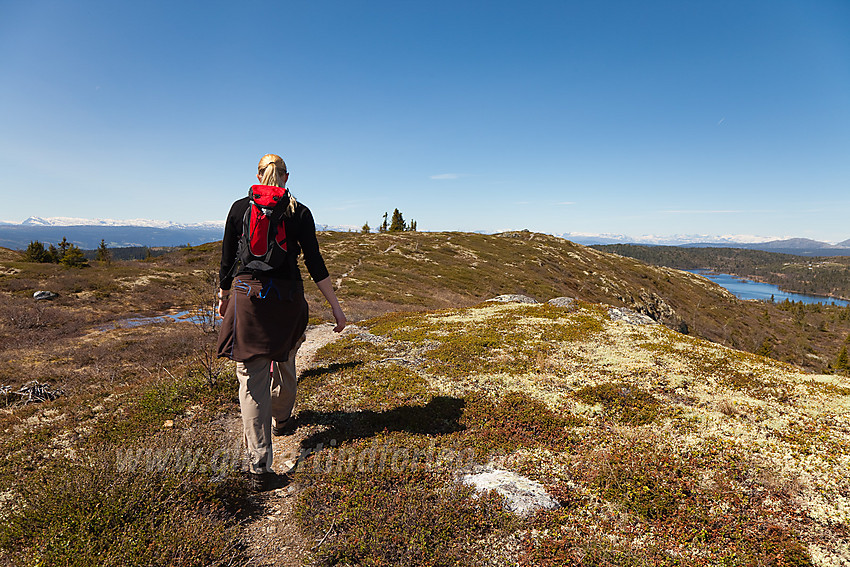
[687,270,850,307]
[101,309,220,330]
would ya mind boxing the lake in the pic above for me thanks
[687,270,850,307]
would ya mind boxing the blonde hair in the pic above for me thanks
[257,154,296,214]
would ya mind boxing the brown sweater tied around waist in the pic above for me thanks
[217,274,308,363]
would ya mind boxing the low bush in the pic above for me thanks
[0,445,249,567]
[296,451,517,566]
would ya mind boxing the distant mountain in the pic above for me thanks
[686,237,840,250]
[557,232,850,256]
[0,217,357,249]
[18,216,224,230]
[561,232,787,246]
[683,238,850,256]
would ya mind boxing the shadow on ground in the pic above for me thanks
[295,396,466,453]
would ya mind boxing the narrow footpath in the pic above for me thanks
[239,323,352,567]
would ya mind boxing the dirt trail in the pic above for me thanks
[239,323,354,567]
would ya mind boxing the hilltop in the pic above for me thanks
[303,231,850,372]
[1,232,849,565]
[1,231,848,374]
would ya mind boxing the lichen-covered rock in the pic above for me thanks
[486,294,538,304]
[462,467,559,516]
[547,297,576,309]
[608,306,658,325]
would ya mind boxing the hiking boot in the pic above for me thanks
[272,416,298,436]
[247,471,288,492]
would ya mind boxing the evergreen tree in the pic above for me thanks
[57,237,70,260]
[409,220,417,232]
[379,212,388,233]
[361,222,370,234]
[46,244,59,263]
[60,244,88,267]
[836,346,849,374]
[95,239,111,264]
[24,241,50,263]
[755,338,772,357]
[389,208,405,232]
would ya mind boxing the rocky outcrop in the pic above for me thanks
[461,467,559,516]
[617,289,688,333]
[486,294,538,304]
[608,306,658,326]
[547,297,576,309]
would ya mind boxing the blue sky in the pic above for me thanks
[1,0,849,241]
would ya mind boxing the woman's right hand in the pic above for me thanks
[332,306,347,333]
[218,297,230,317]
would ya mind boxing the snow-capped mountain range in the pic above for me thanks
[557,232,782,246]
[0,217,847,254]
[0,217,357,249]
[12,216,224,230]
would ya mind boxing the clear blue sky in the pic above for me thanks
[1,0,849,241]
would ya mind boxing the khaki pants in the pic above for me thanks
[235,335,304,473]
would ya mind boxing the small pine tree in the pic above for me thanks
[361,222,370,234]
[755,338,772,357]
[409,220,417,232]
[389,208,405,232]
[46,244,58,263]
[379,212,388,233]
[60,244,88,267]
[836,346,849,374]
[24,241,50,263]
[95,239,111,264]
[57,237,70,261]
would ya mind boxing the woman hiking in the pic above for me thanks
[217,153,346,490]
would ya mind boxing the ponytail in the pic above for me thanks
[260,162,279,186]
[257,153,297,214]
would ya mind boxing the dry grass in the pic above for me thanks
[2,234,850,566]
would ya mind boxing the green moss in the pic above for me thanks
[366,310,444,342]
[299,337,432,413]
[457,391,584,454]
[804,377,850,397]
[573,382,664,425]
[93,371,236,444]
[313,335,388,366]
[539,310,606,343]
[719,368,791,401]
[425,327,512,377]
[360,363,431,409]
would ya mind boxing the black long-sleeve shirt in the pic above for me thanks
[219,195,330,290]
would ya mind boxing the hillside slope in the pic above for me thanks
[307,231,850,372]
[2,232,848,374]
[289,299,850,565]
[2,239,849,565]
